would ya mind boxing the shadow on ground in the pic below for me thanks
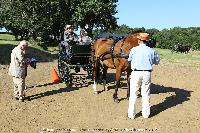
[149,83,192,117]
[26,82,80,101]
[26,74,92,101]
[0,44,57,65]
[98,72,128,91]
[25,80,192,116]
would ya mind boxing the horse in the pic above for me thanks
[91,32,156,103]
[171,44,191,54]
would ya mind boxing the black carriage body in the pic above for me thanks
[69,44,91,65]
[58,41,92,86]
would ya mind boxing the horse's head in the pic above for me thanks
[123,32,139,47]
[145,38,156,48]
[123,32,156,48]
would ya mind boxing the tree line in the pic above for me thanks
[1,0,200,50]
[111,25,200,50]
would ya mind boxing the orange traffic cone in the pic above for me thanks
[51,68,60,83]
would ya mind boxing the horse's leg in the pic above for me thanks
[92,80,98,94]
[113,68,121,103]
[102,65,108,91]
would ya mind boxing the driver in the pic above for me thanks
[64,24,78,45]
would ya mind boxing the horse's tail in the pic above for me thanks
[92,56,102,82]
[91,43,101,82]
[96,58,102,81]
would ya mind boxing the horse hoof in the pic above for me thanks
[94,91,98,94]
[126,95,130,100]
[114,99,120,103]
[104,88,109,91]
[137,94,142,98]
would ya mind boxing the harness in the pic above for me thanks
[93,36,129,67]
[110,38,120,68]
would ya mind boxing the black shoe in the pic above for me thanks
[15,97,19,100]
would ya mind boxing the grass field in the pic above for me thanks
[0,34,58,65]
[155,48,200,68]
[0,34,18,45]
[1,34,200,68]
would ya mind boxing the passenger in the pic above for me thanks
[78,29,92,45]
[64,24,78,45]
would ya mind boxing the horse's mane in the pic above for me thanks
[123,32,139,47]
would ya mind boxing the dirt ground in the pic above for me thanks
[0,61,200,133]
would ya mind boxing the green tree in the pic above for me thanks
[146,28,160,36]
[0,0,118,43]
[113,24,133,34]
[72,0,118,37]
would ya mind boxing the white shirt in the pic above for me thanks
[128,43,160,71]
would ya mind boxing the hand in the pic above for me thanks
[25,58,31,64]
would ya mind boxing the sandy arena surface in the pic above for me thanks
[0,61,200,133]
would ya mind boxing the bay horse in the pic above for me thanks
[91,32,155,103]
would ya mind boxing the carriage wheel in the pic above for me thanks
[58,52,72,87]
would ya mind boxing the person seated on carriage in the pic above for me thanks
[78,29,92,45]
[64,24,78,45]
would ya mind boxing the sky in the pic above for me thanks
[116,0,200,30]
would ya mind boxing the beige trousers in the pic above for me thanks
[12,77,25,98]
[128,71,151,118]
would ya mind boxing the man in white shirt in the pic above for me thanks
[127,33,160,119]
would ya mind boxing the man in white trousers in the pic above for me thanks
[127,33,160,119]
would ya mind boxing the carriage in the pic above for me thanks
[57,32,126,87]
[58,40,93,86]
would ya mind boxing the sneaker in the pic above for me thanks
[127,114,135,119]
[143,115,149,119]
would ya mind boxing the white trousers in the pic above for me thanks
[13,77,25,98]
[128,71,151,118]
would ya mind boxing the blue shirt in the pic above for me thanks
[128,43,160,71]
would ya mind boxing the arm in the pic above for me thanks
[128,49,134,62]
[73,32,79,42]
[16,50,27,66]
[153,52,160,65]
[65,32,78,42]
[64,32,70,42]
